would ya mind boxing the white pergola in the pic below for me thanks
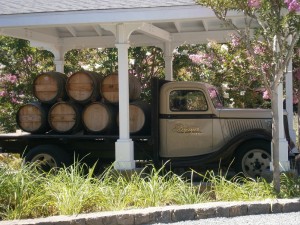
[0,0,294,171]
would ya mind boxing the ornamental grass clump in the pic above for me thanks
[198,170,276,202]
[279,172,300,198]
[0,165,48,220]
[41,162,106,215]
[95,164,210,210]
[2,160,300,221]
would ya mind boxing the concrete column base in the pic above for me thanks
[114,139,135,170]
[271,138,290,171]
[270,161,291,172]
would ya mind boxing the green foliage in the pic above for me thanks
[175,41,269,108]
[43,162,105,215]
[129,46,165,102]
[64,46,165,102]
[0,163,210,220]
[99,165,209,209]
[64,48,119,75]
[1,161,300,221]
[0,40,165,131]
[197,0,300,193]
[279,172,300,198]
[197,0,300,91]
[0,165,48,220]
[199,170,276,201]
[0,36,54,132]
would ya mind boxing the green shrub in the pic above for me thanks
[1,162,300,221]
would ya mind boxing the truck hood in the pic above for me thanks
[217,108,272,119]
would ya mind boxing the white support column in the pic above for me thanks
[164,42,173,81]
[53,47,66,73]
[54,59,64,73]
[271,83,290,171]
[285,60,297,149]
[114,24,135,170]
[30,41,66,73]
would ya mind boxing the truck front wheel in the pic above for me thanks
[235,141,271,179]
[25,145,71,172]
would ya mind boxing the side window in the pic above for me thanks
[169,90,208,111]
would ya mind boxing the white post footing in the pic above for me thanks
[114,139,135,170]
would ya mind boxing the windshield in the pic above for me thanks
[208,87,223,108]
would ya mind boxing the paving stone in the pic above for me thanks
[102,215,118,225]
[247,203,270,215]
[115,214,134,225]
[229,204,247,217]
[270,202,282,213]
[85,217,105,225]
[2,199,300,225]
[134,213,151,225]
[215,206,230,218]
[282,202,300,213]
[171,208,195,222]
[154,210,171,223]
[195,207,216,219]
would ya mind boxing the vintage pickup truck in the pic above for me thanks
[0,78,275,178]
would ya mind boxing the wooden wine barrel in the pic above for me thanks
[100,73,141,104]
[66,71,102,104]
[48,102,82,133]
[117,101,151,134]
[82,102,117,134]
[16,102,50,133]
[33,72,67,104]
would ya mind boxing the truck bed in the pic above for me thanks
[0,131,151,140]
[0,131,152,156]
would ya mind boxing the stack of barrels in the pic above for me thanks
[16,71,151,135]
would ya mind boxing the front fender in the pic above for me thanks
[219,129,272,164]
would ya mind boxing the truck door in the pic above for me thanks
[159,88,213,158]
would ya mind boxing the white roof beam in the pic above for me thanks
[171,30,234,45]
[174,22,182,33]
[0,28,59,44]
[57,34,166,49]
[61,36,116,49]
[137,23,171,42]
[66,26,77,37]
[93,25,103,36]
[202,20,208,31]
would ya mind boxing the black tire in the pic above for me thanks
[235,140,271,179]
[24,145,71,172]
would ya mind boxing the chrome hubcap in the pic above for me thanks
[242,149,271,178]
[31,153,57,171]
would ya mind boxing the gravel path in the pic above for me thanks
[151,212,300,225]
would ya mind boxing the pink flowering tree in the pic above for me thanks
[293,43,300,137]
[196,0,300,192]
[0,36,54,132]
[186,38,270,108]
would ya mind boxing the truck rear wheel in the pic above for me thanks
[25,145,71,172]
[235,140,271,179]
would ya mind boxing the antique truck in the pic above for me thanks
[0,77,274,178]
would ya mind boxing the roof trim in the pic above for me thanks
[0,5,218,28]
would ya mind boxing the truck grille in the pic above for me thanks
[226,119,265,138]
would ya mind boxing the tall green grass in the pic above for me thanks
[97,165,209,210]
[0,165,48,220]
[0,159,300,221]
[198,170,276,201]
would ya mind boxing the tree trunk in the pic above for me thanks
[271,87,281,193]
[298,100,300,149]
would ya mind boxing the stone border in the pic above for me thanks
[1,199,300,225]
